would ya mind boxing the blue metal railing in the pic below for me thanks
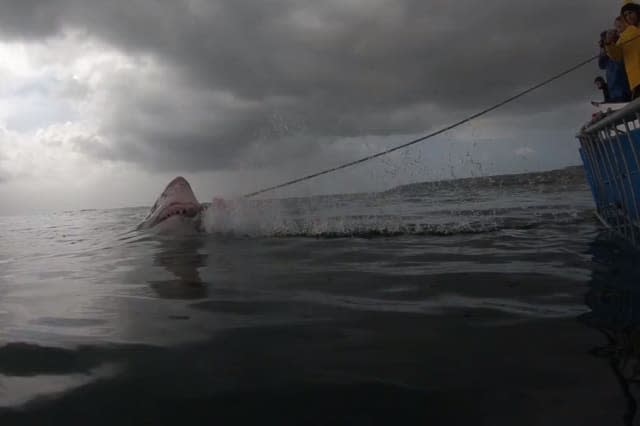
[578,98,640,248]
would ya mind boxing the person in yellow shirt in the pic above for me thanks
[616,15,629,34]
[623,0,640,26]
[607,1,640,98]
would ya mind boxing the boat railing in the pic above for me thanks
[577,99,640,248]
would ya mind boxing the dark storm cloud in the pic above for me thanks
[0,0,619,172]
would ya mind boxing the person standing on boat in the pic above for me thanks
[594,76,611,103]
[599,29,632,102]
[606,1,640,99]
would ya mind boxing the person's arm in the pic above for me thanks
[598,50,609,69]
[606,30,627,61]
[606,42,624,62]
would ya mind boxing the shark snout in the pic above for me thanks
[137,176,204,231]
[167,176,190,190]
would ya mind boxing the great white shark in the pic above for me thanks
[137,176,215,232]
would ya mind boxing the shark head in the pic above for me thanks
[138,176,203,232]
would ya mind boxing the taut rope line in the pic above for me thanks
[244,52,602,198]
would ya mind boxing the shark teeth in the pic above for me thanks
[156,204,199,223]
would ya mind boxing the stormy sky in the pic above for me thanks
[0,0,619,214]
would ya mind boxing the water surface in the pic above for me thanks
[1,166,639,425]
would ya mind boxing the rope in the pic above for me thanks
[243,52,603,198]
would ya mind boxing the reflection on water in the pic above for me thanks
[2,227,638,424]
[0,359,118,408]
[579,235,640,426]
[147,236,208,300]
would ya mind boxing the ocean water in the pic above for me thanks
[1,165,639,425]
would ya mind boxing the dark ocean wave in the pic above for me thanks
[203,208,595,239]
